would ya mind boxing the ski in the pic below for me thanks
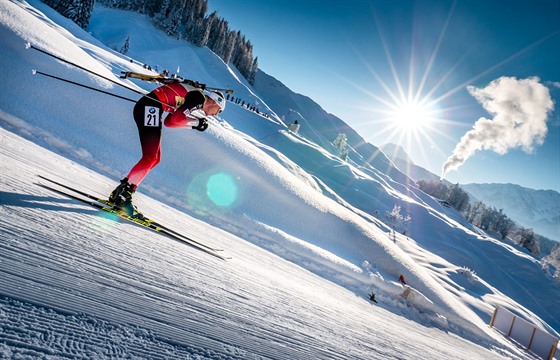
[37,182,229,260]
[37,175,223,252]
[120,71,234,94]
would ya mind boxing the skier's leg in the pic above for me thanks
[109,95,162,213]
[126,129,161,186]
[126,95,163,187]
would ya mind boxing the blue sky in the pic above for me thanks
[208,0,559,191]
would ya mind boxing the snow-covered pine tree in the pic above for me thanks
[167,0,188,38]
[247,57,258,85]
[152,0,170,29]
[496,210,516,240]
[96,0,126,10]
[386,204,411,233]
[446,183,469,212]
[42,0,94,29]
[515,227,541,256]
[183,0,207,23]
[417,179,448,201]
[333,133,348,161]
[232,35,252,80]
[466,201,484,224]
[542,243,560,282]
[97,0,259,85]
[222,30,238,64]
[120,34,131,54]
[186,13,213,47]
[207,17,228,58]
[140,0,162,16]
[75,0,94,28]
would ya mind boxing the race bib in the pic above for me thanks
[144,106,160,127]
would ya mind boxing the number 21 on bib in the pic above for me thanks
[144,106,160,127]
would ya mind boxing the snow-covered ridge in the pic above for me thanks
[463,183,560,242]
[0,1,558,358]
[379,143,559,243]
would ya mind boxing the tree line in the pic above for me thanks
[417,179,551,258]
[42,0,259,84]
[42,0,95,29]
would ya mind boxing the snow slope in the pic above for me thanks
[0,1,558,358]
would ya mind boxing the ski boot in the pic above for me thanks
[109,178,143,218]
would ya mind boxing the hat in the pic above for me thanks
[206,91,225,112]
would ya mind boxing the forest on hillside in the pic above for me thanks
[42,0,259,83]
[417,179,559,282]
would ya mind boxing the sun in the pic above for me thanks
[389,99,434,131]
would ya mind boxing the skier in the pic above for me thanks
[109,82,226,216]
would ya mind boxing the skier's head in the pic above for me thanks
[205,91,226,114]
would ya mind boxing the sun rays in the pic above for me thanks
[356,1,560,169]
[339,1,464,171]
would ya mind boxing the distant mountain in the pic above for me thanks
[379,143,448,185]
[379,143,411,162]
[462,183,560,242]
[380,144,559,242]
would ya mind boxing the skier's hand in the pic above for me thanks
[192,118,208,132]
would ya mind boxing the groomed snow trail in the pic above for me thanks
[0,129,516,359]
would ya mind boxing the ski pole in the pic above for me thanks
[32,70,222,116]
[29,44,230,109]
[27,43,145,96]
[32,70,137,102]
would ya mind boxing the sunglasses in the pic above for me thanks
[211,99,223,114]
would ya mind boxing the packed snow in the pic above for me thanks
[0,1,558,359]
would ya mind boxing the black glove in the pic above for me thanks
[192,118,208,132]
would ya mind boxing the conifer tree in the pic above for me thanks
[222,30,238,64]
[43,0,94,29]
[333,133,348,161]
[120,34,131,55]
[247,57,258,85]
[93,0,260,85]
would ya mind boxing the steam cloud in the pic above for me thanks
[441,76,554,179]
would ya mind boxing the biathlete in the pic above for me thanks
[109,82,226,217]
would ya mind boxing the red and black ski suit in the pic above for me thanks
[126,83,207,187]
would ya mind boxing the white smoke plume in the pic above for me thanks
[441,76,554,179]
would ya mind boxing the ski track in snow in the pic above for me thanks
[0,129,516,359]
[1,296,206,359]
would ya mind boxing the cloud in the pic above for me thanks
[441,76,554,179]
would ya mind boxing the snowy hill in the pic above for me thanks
[253,70,371,153]
[253,70,411,184]
[463,183,560,242]
[0,1,559,359]
[376,144,559,244]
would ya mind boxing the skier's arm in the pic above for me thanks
[164,110,201,128]
[164,90,207,129]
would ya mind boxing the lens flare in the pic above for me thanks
[206,172,238,207]
[86,210,119,234]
